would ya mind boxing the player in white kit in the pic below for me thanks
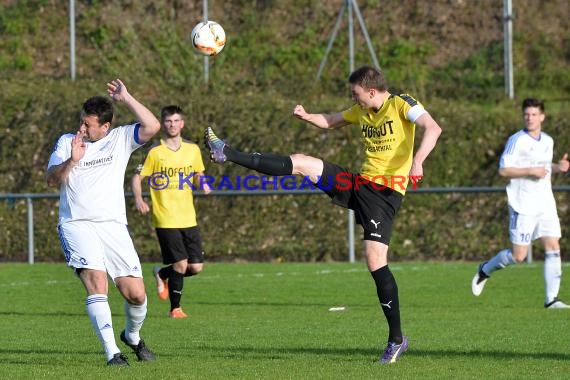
[47,79,161,365]
[472,98,570,309]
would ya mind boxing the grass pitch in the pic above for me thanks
[1,261,569,379]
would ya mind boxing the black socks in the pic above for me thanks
[370,265,402,344]
[224,147,293,176]
[168,270,184,311]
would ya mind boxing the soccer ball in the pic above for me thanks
[190,21,226,56]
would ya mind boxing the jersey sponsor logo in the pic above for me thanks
[79,155,113,168]
[361,121,395,139]
[159,165,194,177]
[365,144,392,152]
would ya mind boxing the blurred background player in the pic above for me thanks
[472,98,570,309]
[204,66,442,364]
[47,79,160,366]
[132,105,212,318]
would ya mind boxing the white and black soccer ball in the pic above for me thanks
[190,21,226,56]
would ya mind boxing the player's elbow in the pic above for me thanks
[425,119,442,138]
[46,176,59,188]
[432,123,442,138]
[45,170,59,188]
[147,120,161,137]
[138,120,161,143]
[498,168,508,177]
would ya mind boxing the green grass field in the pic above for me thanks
[1,262,569,379]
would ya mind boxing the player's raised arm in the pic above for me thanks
[293,104,349,130]
[107,79,160,144]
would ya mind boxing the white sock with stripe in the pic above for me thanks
[86,294,120,361]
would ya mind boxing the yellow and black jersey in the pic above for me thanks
[342,94,426,195]
[137,139,205,228]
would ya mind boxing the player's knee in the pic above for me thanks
[513,256,525,264]
[290,153,308,172]
[189,263,203,275]
[512,253,526,263]
[290,154,323,179]
[120,281,148,304]
[126,292,147,305]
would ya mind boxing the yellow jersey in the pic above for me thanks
[138,139,205,228]
[342,94,424,195]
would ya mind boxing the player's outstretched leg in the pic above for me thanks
[472,249,517,296]
[204,127,227,163]
[204,126,293,176]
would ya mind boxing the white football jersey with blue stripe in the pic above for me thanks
[48,123,142,224]
[500,129,556,216]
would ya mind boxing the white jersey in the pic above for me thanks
[48,123,142,225]
[499,129,556,216]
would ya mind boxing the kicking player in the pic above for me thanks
[204,66,442,364]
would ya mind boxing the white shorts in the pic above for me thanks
[58,220,143,281]
[508,205,561,245]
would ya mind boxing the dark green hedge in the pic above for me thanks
[1,0,569,261]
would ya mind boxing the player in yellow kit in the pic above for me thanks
[204,66,442,364]
[132,105,212,318]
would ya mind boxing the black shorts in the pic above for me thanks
[155,226,205,265]
[317,162,403,244]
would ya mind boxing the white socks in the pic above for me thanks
[544,251,562,304]
[482,249,516,275]
[123,296,148,345]
[86,294,120,361]
[483,249,563,304]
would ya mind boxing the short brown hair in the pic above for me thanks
[160,105,183,121]
[348,66,388,91]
